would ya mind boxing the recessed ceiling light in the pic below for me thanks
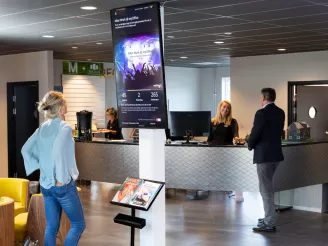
[167,36,175,39]
[87,59,92,61]
[170,59,176,62]
[180,56,188,59]
[224,32,232,35]
[214,41,224,44]
[42,35,54,38]
[81,6,97,10]
[96,42,103,45]
[277,48,286,51]
[220,48,230,50]
[72,46,78,49]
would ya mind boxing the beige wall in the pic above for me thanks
[0,51,54,178]
[231,50,328,138]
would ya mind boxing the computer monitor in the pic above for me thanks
[168,111,211,143]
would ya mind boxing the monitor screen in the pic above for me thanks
[110,2,168,129]
[168,111,211,137]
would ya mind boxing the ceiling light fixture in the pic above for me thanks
[167,36,175,39]
[96,42,103,45]
[87,59,92,61]
[224,32,232,35]
[81,6,97,10]
[42,35,54,38]
[277,48,286,51]
[214,41,224,44]
[180,56,188,59]
[72,46,78,49]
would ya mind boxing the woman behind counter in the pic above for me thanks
[105,107,123,140]
[208,100,239,145]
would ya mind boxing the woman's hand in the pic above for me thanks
[233,137,245,145]
[233,137,240,142]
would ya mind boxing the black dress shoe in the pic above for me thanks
[253,223,276,232]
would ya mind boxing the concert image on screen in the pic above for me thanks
[115,34,163,91]
[111,2,167,129]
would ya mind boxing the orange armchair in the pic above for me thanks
[0,178,29,217]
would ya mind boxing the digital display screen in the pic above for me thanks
[110,2,168,129]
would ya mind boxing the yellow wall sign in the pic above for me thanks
[100,68,115,79]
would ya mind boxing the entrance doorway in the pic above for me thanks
[7,81,39,180]
[288,81,328,140]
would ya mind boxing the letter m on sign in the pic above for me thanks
[69,62,78,74]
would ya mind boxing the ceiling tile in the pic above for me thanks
[0,6,28,15]
[165,16,251,30]
[0,0,81,9]
[227,27,301,38]
[79,11,111,22]
[289,20,328,30]
[180,22,274,35]
[247,30,321,41]
[165,12,218,25]
[200,0,311,16]
[165,0,265,11]
[265,12,328,26]
[0,17,107,36]
[0,11,69,29]
[238,5,328,22]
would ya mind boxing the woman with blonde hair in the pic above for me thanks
[207,100,239,145]
[21,91,85,246]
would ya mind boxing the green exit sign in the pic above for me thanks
[63,61,104,76]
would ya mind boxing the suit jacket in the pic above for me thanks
[247,103,285,164]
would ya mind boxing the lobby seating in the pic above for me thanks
[0,178,29,217]
[0,197,15,246]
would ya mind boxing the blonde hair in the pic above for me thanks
[212,100,233,126]
[106,107,118,120]
[38,91,65,119]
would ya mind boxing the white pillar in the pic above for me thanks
[139,6,166,245]
[139,129,165,246]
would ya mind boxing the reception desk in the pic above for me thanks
[75,139,328,193]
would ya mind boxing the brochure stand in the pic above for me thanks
[110,178,165,246]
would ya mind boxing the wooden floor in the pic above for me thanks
[78,182,328,246]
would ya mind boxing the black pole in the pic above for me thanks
[131,208,135,246]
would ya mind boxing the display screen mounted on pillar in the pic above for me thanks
[110,2,167,129]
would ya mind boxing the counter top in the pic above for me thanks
[281,139,328,147]
[75,138,138,145]
[75,137,328,147]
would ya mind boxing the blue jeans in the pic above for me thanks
[41,180,86,246]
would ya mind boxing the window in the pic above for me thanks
[221,77,231,101]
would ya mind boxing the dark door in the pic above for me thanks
[7,82,39,180]
[297,86,328,140]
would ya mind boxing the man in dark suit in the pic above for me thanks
[246,88,285,232]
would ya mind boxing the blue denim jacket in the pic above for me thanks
[21,117,79,189]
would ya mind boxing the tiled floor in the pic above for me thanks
[78,182,328,246]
